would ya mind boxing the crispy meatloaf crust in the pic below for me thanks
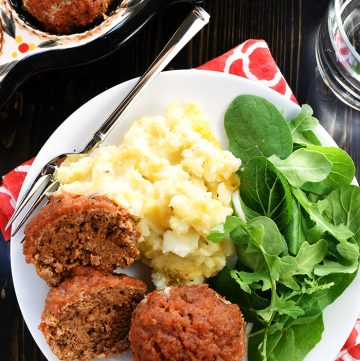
[24,193,140,286]
[129,284,246,361]
[40,267,147,361]
[23,0,114,34]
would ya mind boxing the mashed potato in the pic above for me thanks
[56,102,241,287]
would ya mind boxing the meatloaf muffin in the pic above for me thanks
[129,284,246,361]
[22,0,115,34]
[24,193,140,286]
[40,267,147,361]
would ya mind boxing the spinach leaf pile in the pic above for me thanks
[208,95,360,361]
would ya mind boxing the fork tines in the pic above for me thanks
[5,174,58,237]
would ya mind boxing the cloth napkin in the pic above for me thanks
[0,39,359,361]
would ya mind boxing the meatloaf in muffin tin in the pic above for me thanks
[22,0,116,34]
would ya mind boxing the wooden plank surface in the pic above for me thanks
[0,0,330,178]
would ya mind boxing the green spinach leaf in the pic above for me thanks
[291,188,354,243]
[248,314,324,361]
[269,148,332,188]
[224,95,293,163]
[247,216,287,256]
[283,198,308,255]
[323,185,360,245]
[288,104,321,146]
[240,157,293,230]
[231,190,261,221]
[302,146,355,195]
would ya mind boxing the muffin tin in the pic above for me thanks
[0,0,201,107]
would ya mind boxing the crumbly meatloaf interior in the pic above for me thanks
[40,268,147,361]
[130,284,246,361]
[24,193,140,286]
[23,0,114,34]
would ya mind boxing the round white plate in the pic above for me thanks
[10,69,360,361]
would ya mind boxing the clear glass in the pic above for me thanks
[316,0,360,110]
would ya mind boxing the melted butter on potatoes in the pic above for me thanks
[56,102,241,288]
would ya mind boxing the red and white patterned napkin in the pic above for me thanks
[0,157,34,240]
[0,39,359,361]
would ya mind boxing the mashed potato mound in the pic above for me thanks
[56,102,241,287]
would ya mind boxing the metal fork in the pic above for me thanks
[6,6,210,237]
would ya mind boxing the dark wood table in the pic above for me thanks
[2,0,359,359]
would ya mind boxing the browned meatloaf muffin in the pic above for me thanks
[24,193,140,286]
[22,0,114,34]
[129,284,246,361]
[40,267,147,361]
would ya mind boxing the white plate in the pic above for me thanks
[10,69,360,361]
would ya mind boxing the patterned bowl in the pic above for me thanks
[0,0,200,107]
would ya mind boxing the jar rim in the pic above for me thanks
[334,0,360,62]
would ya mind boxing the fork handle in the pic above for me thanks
[82,6,210,153]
